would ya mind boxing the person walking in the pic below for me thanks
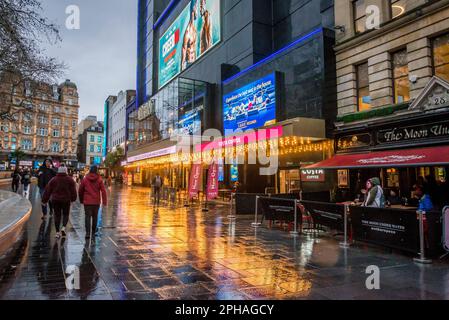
[21,168,31,199]
[152,175,163,206]
[42,166,77,239]
[38,158,57,219]
[11,169,21,193]
[362,177,385,208]
[78,166,108,240]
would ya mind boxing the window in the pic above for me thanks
[53,129,60,137]
[23,126,31,134]
[52,118,60,126]
[38,128,48,136]
[89,144,95,152]
[392,49,410,103]
[39,116,47,124]
[433,33,449,82]
[24,113,32,122]
[1,124,8,133]
[51,142,60,152]
[72,120,77,127]
[357,62,371,111]
[21,139,32,150]
[353,0,367,34]
[98,136,102,143]
[390,0,425,19]
[54,106,60,113]
[39,104,47,112]
[96,145,102,153]
[90,135,95,143]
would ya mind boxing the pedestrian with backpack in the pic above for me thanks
[78,166,108,240]
[42,166,77,239]
[152,175,163,206]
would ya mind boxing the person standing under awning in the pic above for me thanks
[362,178,385,208]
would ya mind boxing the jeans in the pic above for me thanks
[39,187,53,216]
[53,201,71,232]
[84,205,100,237]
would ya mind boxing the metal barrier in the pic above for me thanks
[251,196,300,237]
[228,193,236,220]
[414,210,432,264]
[339,204,350,249]
[442,206,449,259]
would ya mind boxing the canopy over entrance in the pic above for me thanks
[305,145,449,169]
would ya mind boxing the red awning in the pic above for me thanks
[306,145,449,169]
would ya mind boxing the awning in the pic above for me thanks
[305,145,449,169]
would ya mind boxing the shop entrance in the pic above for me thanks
[279,169,301,194]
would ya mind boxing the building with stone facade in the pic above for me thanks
[0,73,79,169]
[307,0,449,203]
[77,117,104,167]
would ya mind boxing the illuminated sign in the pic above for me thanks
[127,146,177,163]
[158,0,221,88]
[223,73,276,133]
[301,169,325,182]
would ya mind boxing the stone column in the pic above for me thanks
[407,38,433,100]
[368,52,394,108]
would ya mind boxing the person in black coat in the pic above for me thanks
[38,158,57,219]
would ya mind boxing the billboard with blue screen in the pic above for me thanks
[223,73,276,133]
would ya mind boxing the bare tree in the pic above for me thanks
[0,0,65,119]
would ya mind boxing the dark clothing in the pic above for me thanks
[42,173,77,204]
[53,200,71,232]
[38,165,56,189]
[21,172,31,186]
[153,187,161,205]
[39,187,53,216]
[84,205,100,236]
[78,173,107,206]
[12,180,19,193]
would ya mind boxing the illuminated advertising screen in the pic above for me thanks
[158,0,221,88]
[177,105,203,136]
[223,73,277,133]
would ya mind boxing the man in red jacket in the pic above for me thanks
[42,166,78,239]
[78,165,108,240]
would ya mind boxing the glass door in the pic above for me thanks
[279,169,301,194]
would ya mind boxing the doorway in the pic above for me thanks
[279,169,301,194]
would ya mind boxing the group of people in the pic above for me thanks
[11,167,32,198]
[17,157,108,240]
[360,176,442,212]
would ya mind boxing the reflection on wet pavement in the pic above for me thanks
[1,185,449,300]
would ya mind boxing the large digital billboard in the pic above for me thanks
[223,73,277,133]
[158,0,221,88]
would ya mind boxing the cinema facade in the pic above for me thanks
[125,0,338,194]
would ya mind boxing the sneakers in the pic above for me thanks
[61,227,66,238]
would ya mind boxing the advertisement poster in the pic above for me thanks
[206,163,219,200]
[158,0,221,88]
[188,163,202,199]
[177,106,203,136]
[230,163,239,182]
[338,169,349,188]
[223,73,277,133]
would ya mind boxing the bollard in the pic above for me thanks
[228,193,236,220]
[339,204,350,249]
[251,196,261,227]
[290,200,299,237]
[414,210,432,264]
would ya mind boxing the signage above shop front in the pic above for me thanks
[127,145,177,163]
[337,133,371,151]
[377,121,449,145]
[300,169,325,182]
[196,126,283,153]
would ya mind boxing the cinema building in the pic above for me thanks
[125,0,338,194]
[306,0,449,206]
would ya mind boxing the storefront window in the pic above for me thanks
[433,33,449,82]
[386,168,400,188]
[435,167,446,183]
[392,49,410,103]
[353,0,367,34]
[357,62,371,111]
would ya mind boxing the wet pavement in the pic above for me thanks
[0,184,448,300]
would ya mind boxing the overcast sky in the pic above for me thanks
[41,0,137,121]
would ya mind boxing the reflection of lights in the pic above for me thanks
[392,5,405,18]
